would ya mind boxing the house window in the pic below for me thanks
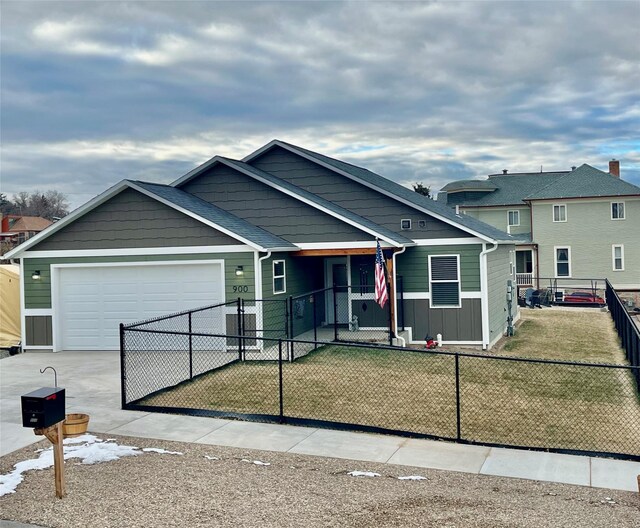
[611,202,625,220]
[612,245,624,271]
[553,204,567,222]
[429,255,461,308]
[507,210,520,227]
[401,219,412,230]
[555,247,571,277]
[273,260,286,294]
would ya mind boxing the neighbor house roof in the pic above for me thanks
[523,164,640,200]
[4,216,52,232]
[131,181,297,251]
[244,140,518,243]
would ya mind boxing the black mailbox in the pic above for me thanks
[21,387,66,429]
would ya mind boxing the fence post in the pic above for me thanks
[455,354,461,441]
[119,323,126,410]
[237,297,242,361]
[289,296,294,361]
[313,291,318,346]
[333,283,338,341]
[188,312,193,379]
[278,339,284,423]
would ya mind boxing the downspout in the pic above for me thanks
[479,242,499,350]
[255,250,272,343]
[392,245,407,347]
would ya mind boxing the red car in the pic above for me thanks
[562,291,606,305]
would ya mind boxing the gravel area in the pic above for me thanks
[1,433,638,527]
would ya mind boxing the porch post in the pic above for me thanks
[386,257,396,342]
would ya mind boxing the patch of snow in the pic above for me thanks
[142,448,183,455]
[241,459,270,466]
[397,475,427,481]
[0,435,182,497]
[204,455,220,460]
[347,471,380,478]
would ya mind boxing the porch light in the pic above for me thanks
[32,270,42,280]
[235,266,244,277]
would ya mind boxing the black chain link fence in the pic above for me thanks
[122,325,640,459]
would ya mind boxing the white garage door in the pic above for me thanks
[56,262,224,350]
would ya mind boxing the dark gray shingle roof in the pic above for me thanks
[274,141,517,243]
[220,158,414,246]
[524,164,640,200]
[131,181,297,250]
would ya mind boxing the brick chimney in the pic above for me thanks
[609,159,620,178]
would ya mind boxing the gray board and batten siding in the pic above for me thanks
[250,146,470,239]
[25,316,53,347]
[180,163,374,243]
[34,188,241,251]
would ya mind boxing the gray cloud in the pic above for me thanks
[1,0,639,209]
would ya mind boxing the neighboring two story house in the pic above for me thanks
[5,140,520,353]
[438,160,640,292]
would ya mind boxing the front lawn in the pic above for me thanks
[140,310,640,456]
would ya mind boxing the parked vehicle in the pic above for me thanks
[562,291,605,305]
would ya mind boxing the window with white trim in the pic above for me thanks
[611,202,625,220]
[429,255,461,308]
[612,245,624,271]
[401,219,412,230]
[507,210,520,227]
[555,247,571,277]
[273,260,286,294]
[553,204,567,222]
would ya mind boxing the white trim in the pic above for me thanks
[412,237,483,246]
[19,258,27,349]
[272,259,286,294]
[402,291,481,300]
[479,243,499,350]
[401,219,412,230]
[610,201,625,220]
[50,259,226,352]
[241,140,499,243]
[23,309,53,316]
[20,245,256,259]
[409,339,482,346]
[612,244,625,271]
[552,203,567,223]
[428,254,461,309]
[553,246,572,278]
[292,241,394,250]
[256,250,272,344]
[23,346,55,351]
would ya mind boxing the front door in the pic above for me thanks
[325,257,350,324]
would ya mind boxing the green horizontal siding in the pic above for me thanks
[23,252,255,309]
[396,245,482,292]
[261,253,323,299]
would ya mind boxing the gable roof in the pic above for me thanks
[3,216,53,232]
[243,140,518,243]
[523,164,640,200]
[3,180,296,258]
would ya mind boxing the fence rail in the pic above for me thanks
[121,325,640,460]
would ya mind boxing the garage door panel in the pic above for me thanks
[58,263,224,350]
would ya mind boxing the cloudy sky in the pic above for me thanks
[2,0,639,211]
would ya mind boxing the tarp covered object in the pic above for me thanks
[0,264,21,348]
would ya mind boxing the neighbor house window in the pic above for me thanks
[507,210,520,227]
[273,260,286,294]
[611,202,625,220]
[612,245,624,271]
[555,247,571,277]
[401,219,412,230]
[553,204,567,222]
[429,255,461,308]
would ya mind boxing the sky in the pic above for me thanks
[1,0,639,211]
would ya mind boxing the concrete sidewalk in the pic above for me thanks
[1,351,638,493]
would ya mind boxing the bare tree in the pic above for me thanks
[2,190,69,220]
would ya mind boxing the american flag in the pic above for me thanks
[375,240,388,308]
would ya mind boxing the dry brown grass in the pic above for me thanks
[142,309,640,456]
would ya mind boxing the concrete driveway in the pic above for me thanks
[0,351,149,456]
